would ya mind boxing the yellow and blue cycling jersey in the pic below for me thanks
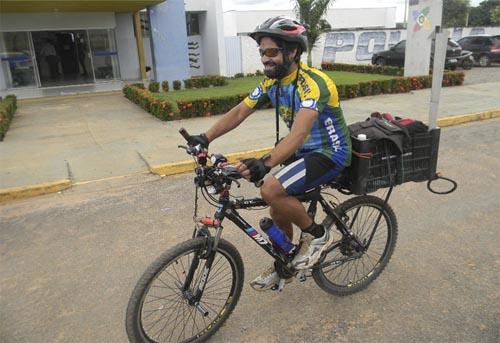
[243,62,352,167]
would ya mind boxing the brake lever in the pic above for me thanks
[229,177,241,188]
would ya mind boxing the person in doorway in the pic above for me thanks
[40,38,59,79]
[76,36,88,77]
[185,16,352,290]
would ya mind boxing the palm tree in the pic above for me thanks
[294,0,334,66]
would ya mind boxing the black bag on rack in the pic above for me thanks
[343,117,441,195]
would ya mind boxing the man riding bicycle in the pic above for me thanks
[186,16,352,291]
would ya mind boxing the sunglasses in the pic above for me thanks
[258,47,284,57]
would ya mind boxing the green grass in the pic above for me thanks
[152,71,394,103]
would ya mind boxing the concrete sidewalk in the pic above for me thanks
[0,81,499,201]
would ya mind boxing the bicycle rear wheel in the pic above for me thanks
[126,237,244,343]
[313,195,397,295]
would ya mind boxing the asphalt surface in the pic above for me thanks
[1,119,499,343]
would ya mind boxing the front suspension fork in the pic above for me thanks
[178,226,223,316]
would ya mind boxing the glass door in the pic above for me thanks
[88,29,121,81]
[32,30,94,87]
[0,32,37,88]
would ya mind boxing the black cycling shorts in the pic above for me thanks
[273,152,342,195]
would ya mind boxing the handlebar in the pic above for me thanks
[179,127,264,188]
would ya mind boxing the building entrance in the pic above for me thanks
[32,30,93,87]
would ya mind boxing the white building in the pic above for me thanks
[223,7,397,36]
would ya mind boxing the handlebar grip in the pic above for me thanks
[179,127,190,141]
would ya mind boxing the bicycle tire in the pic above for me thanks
[312,195,398,296]
[126,237,244,343]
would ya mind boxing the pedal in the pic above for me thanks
[296,271,306,282]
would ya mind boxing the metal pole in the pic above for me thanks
[428,26,449,130]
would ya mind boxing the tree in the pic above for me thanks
[490,4,500,24]
[442,0,470,27]
[468,0,500,26]
[294,0,333,66]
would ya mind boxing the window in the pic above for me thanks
[471,37,484,45]
[0,32,37,88]
[394,40,406,52]
[88,29,120,80]
[186,13,200,36]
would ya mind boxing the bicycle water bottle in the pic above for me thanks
[259,217,296,256]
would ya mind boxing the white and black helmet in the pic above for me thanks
[249,16,308,51]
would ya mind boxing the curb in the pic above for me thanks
[436,109,500,127]
[1,110,498,203]
[0,179,72,203]
[150,147,273,176]
[18,90,122,104]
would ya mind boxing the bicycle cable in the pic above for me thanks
[427,174,458,195]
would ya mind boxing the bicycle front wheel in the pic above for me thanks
[313,195,398,295]
[126,237,244,343]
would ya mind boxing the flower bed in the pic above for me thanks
[123,85,177,120]
[0,95,17,141]
[123,67,464,121]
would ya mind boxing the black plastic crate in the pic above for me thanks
[344,128,440,194]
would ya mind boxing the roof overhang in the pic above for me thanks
[0,1,164,13]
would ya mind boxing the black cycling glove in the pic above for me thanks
[187,133,209,149]
[241,158,271,182]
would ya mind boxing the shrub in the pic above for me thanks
[344,84,359,98]
[131,82,145,89]
[321,62,404,76]
[173,80,182,90]
[123,84,176,121]
[336,84,346,99]
[0,95,17,141]
[380,79,393,94]
[255,69,264,76]
[234,73,244,78]
[184,75,228,89]
[358,82,372,96]
[184,79,193,89]
[370,80,382,95]
[148,81,160,93]
[161,81,169,92]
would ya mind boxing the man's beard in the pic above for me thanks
[264,61,290,79]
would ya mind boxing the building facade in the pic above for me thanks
[0,0,227,98]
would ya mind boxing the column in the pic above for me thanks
[148,0,190,84]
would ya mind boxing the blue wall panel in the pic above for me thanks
[148,0,190,84]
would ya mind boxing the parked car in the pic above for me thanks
[457,35,500,67]
[371,39,464,70]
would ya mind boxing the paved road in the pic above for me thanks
[462,64,500,85]
[1,119,499,343]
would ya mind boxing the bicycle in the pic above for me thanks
[125,128,398,343]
